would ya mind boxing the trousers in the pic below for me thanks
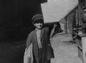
[33,48,50,63]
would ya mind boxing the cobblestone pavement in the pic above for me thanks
[50,34,82,63]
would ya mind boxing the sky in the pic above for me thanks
[0,0,44,41]
[0,0,41,29]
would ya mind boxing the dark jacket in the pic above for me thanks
[26,27,54,62]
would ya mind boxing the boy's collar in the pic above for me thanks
[35,28,41,31]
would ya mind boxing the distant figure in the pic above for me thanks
[50,22,63,38]
[50,18,66,38]
[25,14,54,63]
[59,18,66,34]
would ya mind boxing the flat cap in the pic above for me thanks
[32,14,43,22]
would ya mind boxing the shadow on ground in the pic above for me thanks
[0,40,26,63]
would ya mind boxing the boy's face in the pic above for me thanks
[34,23,43,29]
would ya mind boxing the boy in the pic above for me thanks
[26,14,53,63]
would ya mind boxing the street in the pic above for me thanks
[0,34,83,63]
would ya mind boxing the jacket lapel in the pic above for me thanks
[34,30,37,42]
[33,28,45,47]
[40,28,45,40]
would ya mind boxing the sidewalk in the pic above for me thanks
[50,34,82,63]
